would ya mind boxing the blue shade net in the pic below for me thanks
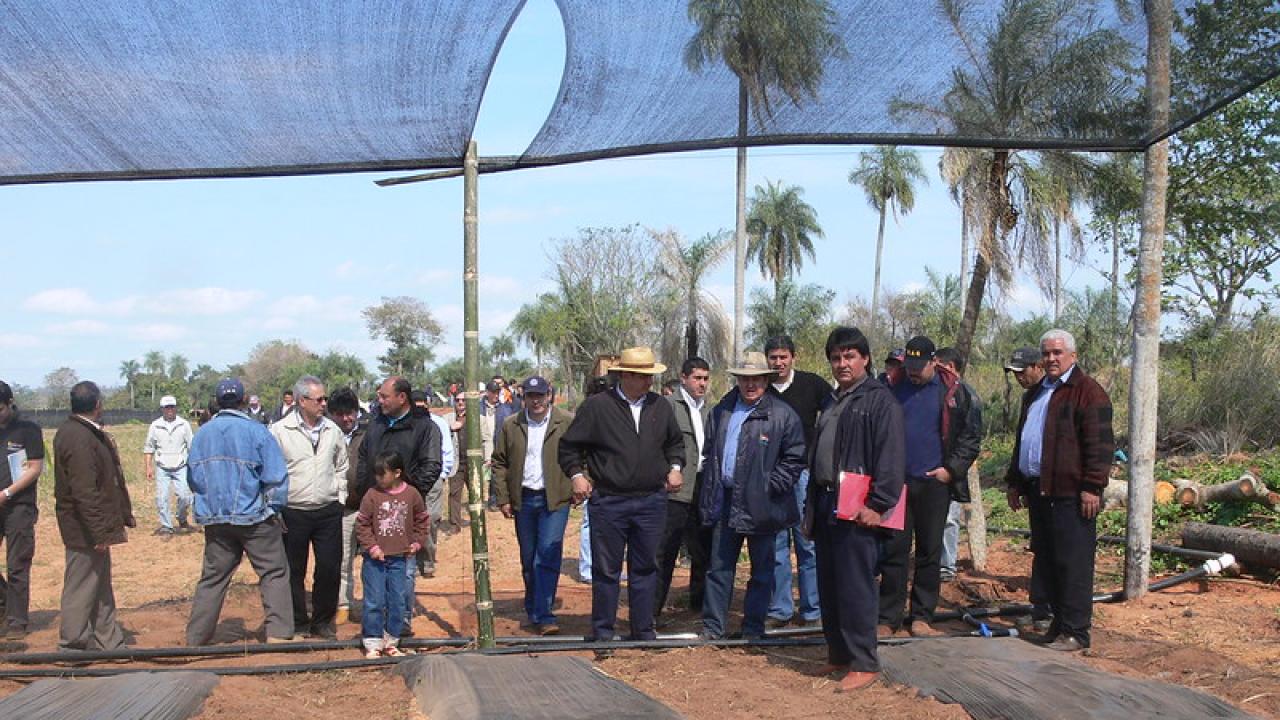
[0,0,1275,184]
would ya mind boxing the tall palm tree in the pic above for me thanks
[143,350,166,405]
[685,0,843,362]
[653,228,733,363]
[118,359,140,409]
[849,146,928,325]
[746,180,823,299]
[939,147,986,310]
[891,0,1134,363]
[1023,155,1091,324]
[510,293,569,380]
[1088,154,1142,330]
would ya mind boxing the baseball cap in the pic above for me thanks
[903,336,936,372]
[885,348,905,364]
[522,376,551,395]
[216,378,245,404]
[160,395,178,407]
[1005,347,1041,372]
[484,380,501,393]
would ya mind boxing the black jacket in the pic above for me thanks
[699,389,807,535]
[937,368,983,503]
[558,388,684,497]
[356,406,442,504]
[806,377,905,525]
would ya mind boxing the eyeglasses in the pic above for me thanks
[303,395,328,403]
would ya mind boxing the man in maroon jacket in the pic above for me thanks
[1005,329,1114,652]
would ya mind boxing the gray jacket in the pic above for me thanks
[665,390,710,504]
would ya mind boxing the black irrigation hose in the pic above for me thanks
[994,527,1223,561]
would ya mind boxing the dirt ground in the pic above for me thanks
[0,429,1277,719]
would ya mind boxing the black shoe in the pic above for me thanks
[766,616,791,630]
[153,527,174,537]
[309,624,337,640]
[1045,636,1085,653]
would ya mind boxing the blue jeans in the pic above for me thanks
[155,465,192,530]
[941,501,962,575]
[770,469,819,622]
[514,489,570,625]
[703,516,777,639]
[578,503,592,582]
[403,551,416,629]
[361,554,408,641]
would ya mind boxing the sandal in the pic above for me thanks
[363,648,381,659]
[382,646,415,657]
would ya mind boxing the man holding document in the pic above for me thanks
[0,381,45,640]
[803,327,905,692]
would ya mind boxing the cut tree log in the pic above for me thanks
[1176,473,1271,508]
[1181,522,1280,571]
[1154,480,1177,505]
[1100,479,1177,509]
[965,463,987,573]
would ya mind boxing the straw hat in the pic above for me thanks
[728,351,774,377]
[612,346,667,375]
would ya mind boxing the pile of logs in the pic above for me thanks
[1102,472,1278,511]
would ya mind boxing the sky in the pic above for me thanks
[1,0,1122,390]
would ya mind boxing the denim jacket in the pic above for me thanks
[189,409,289,525]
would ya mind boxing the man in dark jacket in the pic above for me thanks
[558,346,685,644]
[764,335,831,627]
[328,387,366,626]
[879,336,982,637]
[0,380,45,640]
[700,352,806,640]
[493,376,575,635]
[1006,329,1114,652]
[53,381,135,651]
[356,377,443,636]
[805,327,905,692]
[655,357,712,618]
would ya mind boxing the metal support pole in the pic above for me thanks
[463,140,496,645]
[1125,0,1172,600]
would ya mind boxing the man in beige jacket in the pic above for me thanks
[270,375,349,639]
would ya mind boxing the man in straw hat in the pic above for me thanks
[699,352,806,640]
[559,347,685,647]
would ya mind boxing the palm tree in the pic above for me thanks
[1088,154,1142,330]
[143,350,166,405]
[118,359,140,409]
[1023,155,1091,324]
[510,293,568,379]
[939,147,986,310]
[849,146,928,326]
[746,180,823,299]
[653,228,733,363]
[684,0,843,361]
[891,0,1134,363]
[168,353,190,383]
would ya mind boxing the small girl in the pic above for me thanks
[355,450,430,658]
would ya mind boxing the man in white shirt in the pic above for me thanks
[491,377,575,635]
[656,357,713,618]
[143,395,194,536]
[270,375,349,639]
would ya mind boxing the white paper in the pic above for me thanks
[6,448,26,486]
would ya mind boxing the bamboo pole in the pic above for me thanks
[463,140,496,647]
[1125,0,1172,600]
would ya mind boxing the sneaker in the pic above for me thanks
[382,645,415,657]
[265,634,301,644]
[153,527,174,537]
[363,648,381,659]
[1046,636,1085,653]
[766,616,791,630]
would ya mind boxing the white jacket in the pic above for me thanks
[270,411,349,510]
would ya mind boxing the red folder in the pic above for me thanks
[835,471,907,530]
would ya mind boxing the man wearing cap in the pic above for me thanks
[270,375,348,639]
[879,336,982,637]
[327,387,367,626]
[1006,329,1114,652]
[700,352,806,640]
[144,395,194,537]
[878,348,906,387]
[764,336,831,629]
[0,381,45,639]
[1001,346,1051,631]
[186,378,294,645]
[493,376,574,635]
[54,381,136,651]
[480,381,516,511]
[559,347,685,644]
[655,357,713,618]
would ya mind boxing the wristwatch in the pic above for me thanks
[2,488,11,499]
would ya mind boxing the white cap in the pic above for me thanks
[160,395,178,407]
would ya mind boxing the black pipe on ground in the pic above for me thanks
[994,527,1223,561]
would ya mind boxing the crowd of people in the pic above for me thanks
[0,324,1113,691]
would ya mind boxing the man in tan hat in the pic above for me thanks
[699,352,806,639]
[559,347,685,646]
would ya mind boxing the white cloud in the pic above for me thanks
[22,288,136,316]
[48,319,111,336]
[156,288,261,316]
[0,333,43,349]
[126,323,189,342]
